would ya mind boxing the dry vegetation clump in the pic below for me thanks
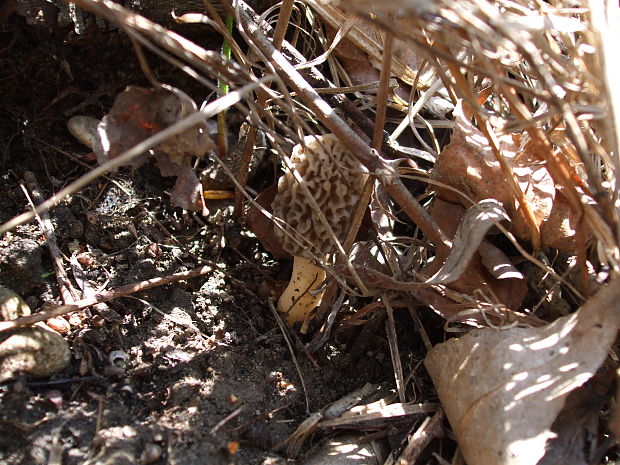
[2,0,620,462]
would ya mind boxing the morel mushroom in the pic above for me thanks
[272,134,369,327]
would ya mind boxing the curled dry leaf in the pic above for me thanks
[432,102,577,250]
[426,199,512,284]
[94,85,213,213]
[95,85,213,165]
[424,276,620,465]
[332,200,528,324]
[414,198,529,325]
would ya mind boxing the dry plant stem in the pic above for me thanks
[233,0,293,218]
[319,402,439,429]
[590,0,620,175]
[372,25,394,150]
[457,9,620,258]
[0,265,213,333]
[315,178,375,323]
[130,37,160,87]
[240,9,449,249]
[200,0,248,67]
[316,26,395,322]
[238,8,375,167]
[21,172,79,305]
[396,410,445,465]
[210,406,245,435]
[384,294,406,404]
[233,123,261,218]
[0,79,268,234]
[406,298,432,351]
[590,0,620,245]
[482,5,599,194]
[305,0,428,89]
[268,300,310,414]
[233,0,401,160]
[272,0,294,50]
[305,288,347,353]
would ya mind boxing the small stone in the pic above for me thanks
[0,327,71,382]
[47,316,71,333]
[67,115,100,150]
[122,425,138,438]
[141,443,163,464]
[0,286,31,320]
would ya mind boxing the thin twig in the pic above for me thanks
[372,23,394,150]
[21,171,79,305]
[384,294,406,404]
[396,409,445,465]
[268,300,310,415]
[232,0,294,219]
[0,265,214,333]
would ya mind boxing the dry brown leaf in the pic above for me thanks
[246,185,291,260]
[537,385,606,465]
[425,276,620,465]
[95,85,212,213]
[95,85,211,165]
[171,167,208,215]
[432,102,577,250]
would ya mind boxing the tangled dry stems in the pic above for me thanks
[2,0,617,329]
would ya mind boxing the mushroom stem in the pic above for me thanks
[278,256,327,326]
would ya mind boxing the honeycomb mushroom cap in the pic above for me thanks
[272,134,369,259]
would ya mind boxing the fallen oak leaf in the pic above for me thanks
[425,275,620,465]
[95,85,213,165]
[94,85,213,214]
[432,101,577,250]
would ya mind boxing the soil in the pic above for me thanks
[0,16,431,465]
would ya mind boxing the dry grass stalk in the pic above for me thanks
[331,0,620,266]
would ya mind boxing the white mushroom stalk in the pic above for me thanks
[272,134,369,328]
[277,256,327,326]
